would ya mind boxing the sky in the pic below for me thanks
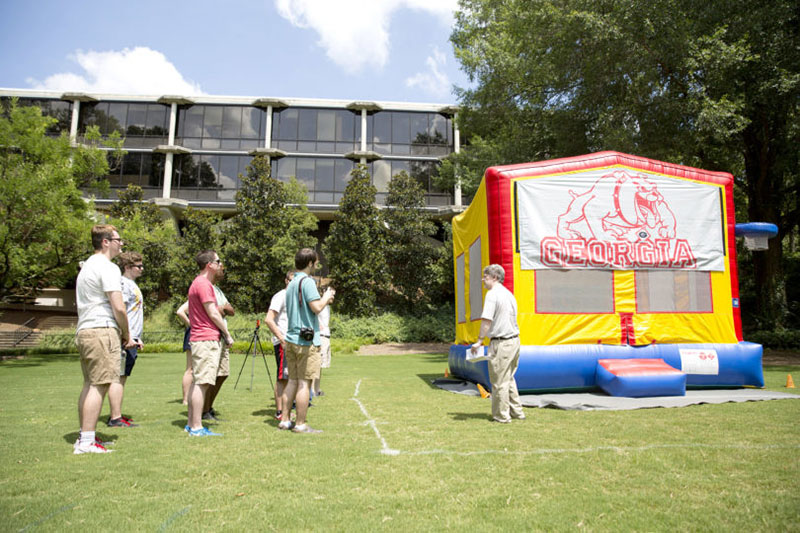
[0,0,471,105]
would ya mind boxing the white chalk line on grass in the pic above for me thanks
[350,380,800,458]
[351,379,400,455]
[19,503,77,532]
[158,505,191,532]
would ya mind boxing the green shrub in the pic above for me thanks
[746,329,800,350]
[331,304,454,343]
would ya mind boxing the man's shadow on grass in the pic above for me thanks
[0,353,80,368]
[448,412,492,421]
[252,409,283,428]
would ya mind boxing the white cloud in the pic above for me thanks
[274,0,458,74]
[27,47,203,95]
[405,47,450,97]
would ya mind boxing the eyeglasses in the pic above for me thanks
[133,264,144,269]
[213,259,223,265]
[108,237,124,244]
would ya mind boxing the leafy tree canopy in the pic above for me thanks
[383,171,439,311]
[324,165,389,316]
[449,0,799,325]
[223,155,317,313]
[0,99,123,303]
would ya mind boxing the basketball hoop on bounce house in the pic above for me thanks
[735,222,779,251]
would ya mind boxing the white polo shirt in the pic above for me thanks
[481,282,520,339]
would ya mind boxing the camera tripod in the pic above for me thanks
[234,320,274,392]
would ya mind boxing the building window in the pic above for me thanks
[8,98,72,136]
[273,157,355,204]
[171,153,251,201]
[272,108,359,154]
[101,152,165,197]
[370,111,452,156]
[79,102,169,148]
[370,159,450,205]
[176,105,265,150]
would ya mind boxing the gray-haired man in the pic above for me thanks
[470,264,525,423]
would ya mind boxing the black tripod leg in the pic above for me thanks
[234,333,256,390]
[256,333,274,389]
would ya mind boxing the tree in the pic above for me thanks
[323,165,388,316]
[223,155,317,313]
[449,0,799,326]
[109,184,164,227]
[167,207,225,309]
[0,99,122,302]
[383,171,439,311]
[108,185,179,311]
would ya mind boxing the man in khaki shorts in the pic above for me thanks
[202,281,234,422]
[185,250,234,437]
[278,248,335,434]
[74,225,133,454]
[470,264,525,424]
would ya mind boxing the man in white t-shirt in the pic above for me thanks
[265,270,294,420]
[470,264,525,423]
[106,252,145,428]
[313,297,331,397]
[74,225,133,454]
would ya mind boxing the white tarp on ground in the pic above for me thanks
[432,379,800,410]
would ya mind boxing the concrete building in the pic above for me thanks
[0,89,463,223]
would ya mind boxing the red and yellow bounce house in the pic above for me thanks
[448,151,776,396]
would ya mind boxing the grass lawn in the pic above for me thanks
[1,350,799,531]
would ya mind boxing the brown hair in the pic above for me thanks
[91,224,118,251]
[195,250,217,270]
[118,252,143,270]
[294,248,318,270]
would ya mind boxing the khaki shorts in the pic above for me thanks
[190,340,222,385]
[285,342,321,381]
[217,346,230,377]
[77,328,122,385]
[320,336,332,369]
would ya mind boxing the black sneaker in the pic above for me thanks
[201,410,219,422]
[107,417,136,427]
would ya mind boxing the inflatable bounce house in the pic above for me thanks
[448,151,778,397]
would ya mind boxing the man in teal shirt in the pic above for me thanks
[278,248,335,434]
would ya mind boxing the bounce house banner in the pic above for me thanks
[517,169,725,271]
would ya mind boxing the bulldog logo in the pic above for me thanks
[557,170,677,243]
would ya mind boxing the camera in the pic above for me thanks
[299,327,314,341]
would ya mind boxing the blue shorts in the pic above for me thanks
[122,347,138,376]
[182,327,191,352]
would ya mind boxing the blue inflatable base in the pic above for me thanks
[448,342,764,394]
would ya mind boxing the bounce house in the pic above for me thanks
[448,151,777,396]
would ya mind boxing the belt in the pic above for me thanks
[320,334,331,338]
[491,334,518,341]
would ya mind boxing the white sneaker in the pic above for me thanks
[73,441,113,454]
[74,437,112,449]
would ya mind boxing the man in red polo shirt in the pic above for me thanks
[185,250,234,437]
